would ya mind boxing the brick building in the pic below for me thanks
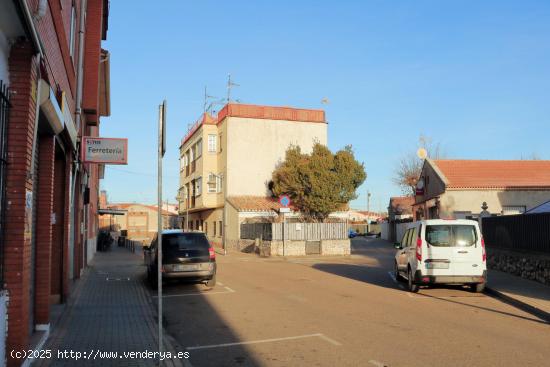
[0,0,110,365]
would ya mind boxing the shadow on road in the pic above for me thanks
[143,276,263,367]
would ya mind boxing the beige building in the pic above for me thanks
[178,103,327,248]
[414,159,550,220]
[100,202,179,242]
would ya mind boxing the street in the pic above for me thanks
[152,238,550,367]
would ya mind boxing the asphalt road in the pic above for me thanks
[152,238,550,367]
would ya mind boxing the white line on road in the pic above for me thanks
[217,282,224,286]
[369,360,388,367]
[185,333,342,351]
[153,287,235,298]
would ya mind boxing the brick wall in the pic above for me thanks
[5,40,37,365]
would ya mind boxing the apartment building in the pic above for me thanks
[0,1,110,365]
[178,103,327,249]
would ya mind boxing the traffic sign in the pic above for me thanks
[279,195,291,208]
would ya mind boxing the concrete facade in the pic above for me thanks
[178,104,327,248]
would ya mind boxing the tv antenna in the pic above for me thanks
[203,86,217,113]
[227,74,240,103]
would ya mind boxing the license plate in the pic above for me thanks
[426,262,449,269]
[175,264,200,271]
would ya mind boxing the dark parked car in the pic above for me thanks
[145,230,216,289]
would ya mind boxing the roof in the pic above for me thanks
[181,103,326,146]
[227,196,294,212]
[389,197,414,214]
[431,159,550,190]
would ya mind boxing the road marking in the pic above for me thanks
[186,333,341,351]
[217,282,224,286]
[369,360,388,367]
[153,287,235,298]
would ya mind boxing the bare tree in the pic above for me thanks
[393,135,445,196]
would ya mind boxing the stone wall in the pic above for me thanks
[255,239,350,257]
[321,239,351,255]
[487,248,550,286]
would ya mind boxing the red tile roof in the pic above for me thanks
[227,196,295,212]
[432,159,550,189]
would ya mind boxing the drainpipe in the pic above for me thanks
[70,0,87,277]
[75,0,87,133]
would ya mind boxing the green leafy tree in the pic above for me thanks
[271,143,366,221]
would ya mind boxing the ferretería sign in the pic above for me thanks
[82,137,128,164]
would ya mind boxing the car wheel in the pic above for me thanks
[394,262,404,282]
[205,274,216,289]
[408,267,419,293]
[471,282,485,293]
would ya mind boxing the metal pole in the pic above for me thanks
[282,213,285,257]
[157,104,163,360]
[186,185,189,231]
[222,173,227,255]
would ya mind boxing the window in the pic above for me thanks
[219,221,223,236]
[208,134,217,152]
[205,222,208,235]
[217,174,223,192]
[207,173,217,193]
[180,155,186,171]
[196,139,202,158]
[69,2,76,58]
[425,225,477,247]
[213,221,217,236]
[400,229,411,248]
[219,133,223,152]
[195,177,202,196]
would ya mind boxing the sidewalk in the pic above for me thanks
[486,270,550,323]
[36,244,187,367]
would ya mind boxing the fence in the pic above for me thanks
[241,222,348,241]
[482,213,550,254]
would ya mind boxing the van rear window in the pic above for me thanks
[425,225,477,247]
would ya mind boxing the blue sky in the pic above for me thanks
[100,0,550,212]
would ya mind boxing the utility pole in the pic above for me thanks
[367,190,371,232]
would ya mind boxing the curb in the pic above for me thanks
[485,287,550,323]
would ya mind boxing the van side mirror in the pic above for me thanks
[394,243,402,249]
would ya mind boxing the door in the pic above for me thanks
[396,229,411,271]
[423,225,460,277]
[450,225,482,276]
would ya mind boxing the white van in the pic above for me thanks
[394,219,487,293]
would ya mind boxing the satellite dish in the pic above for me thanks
[417,148,428,159]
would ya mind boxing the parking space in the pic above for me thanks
[155,238,550,367]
